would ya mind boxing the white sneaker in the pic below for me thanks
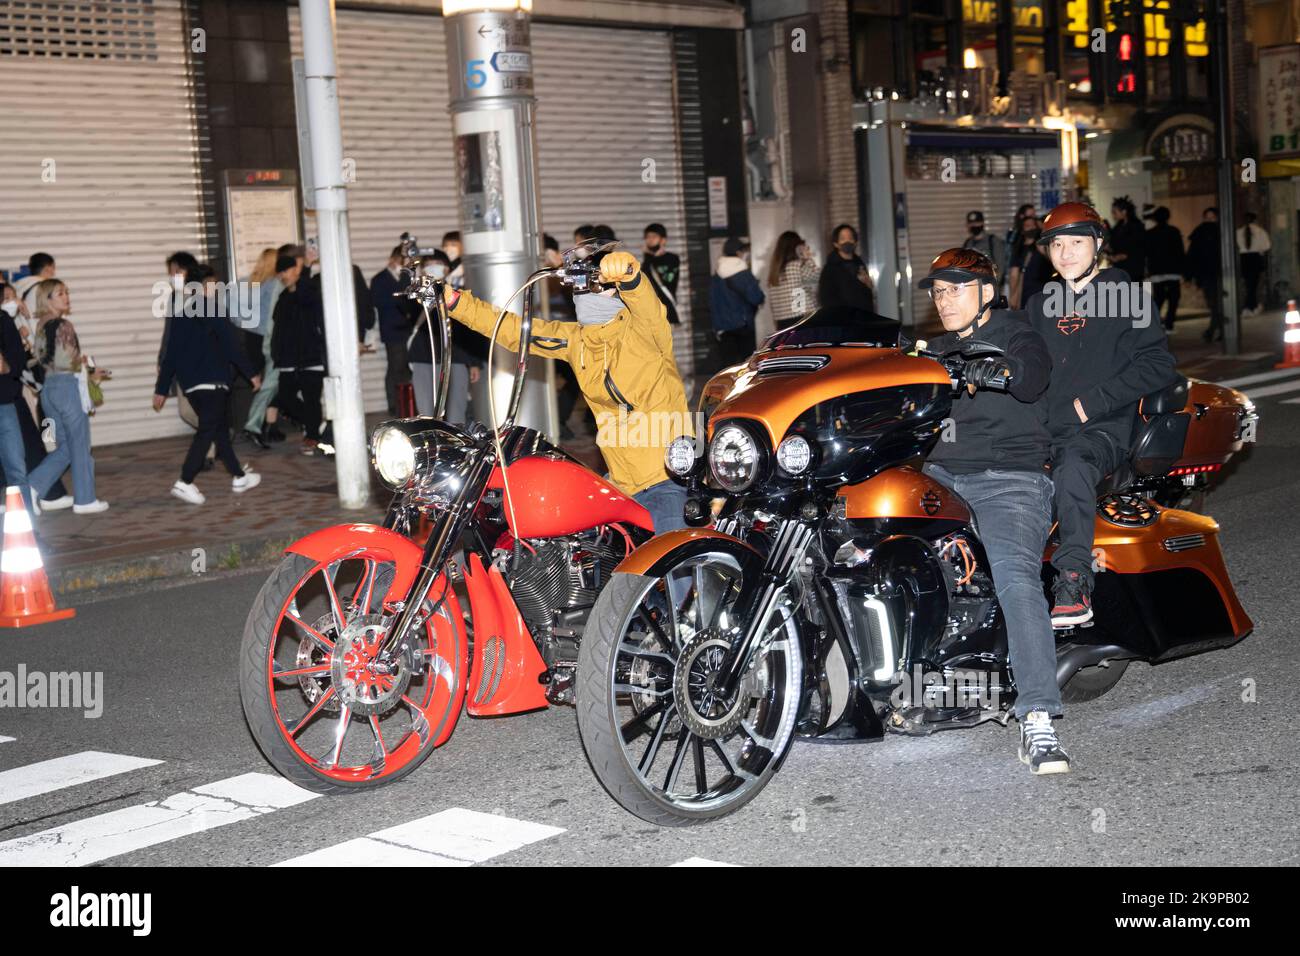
[231,472,262,494]
[170,481,205,505]
[72,499,110,515]
[39,494,74,511]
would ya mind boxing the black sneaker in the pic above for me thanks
[1051,570,1093,628]
[265,424,286,443]
[1018,710,1070,775]
[243,428,270,450]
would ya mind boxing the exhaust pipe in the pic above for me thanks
[1055,643,1135,688]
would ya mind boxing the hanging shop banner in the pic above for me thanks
[1260,44,1300,159]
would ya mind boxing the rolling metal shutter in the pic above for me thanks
[289,8,693,398]
[0,0,209,445]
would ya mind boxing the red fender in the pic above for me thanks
[284,522,469,747]
[462,552,550,717]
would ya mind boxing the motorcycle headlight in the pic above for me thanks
[708,423,763,493]
[776,435,812,475]
[371,425,418,489]
[665,435,699,477]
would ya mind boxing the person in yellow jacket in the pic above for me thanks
[443,249,693,532]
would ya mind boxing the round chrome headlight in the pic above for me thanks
[776,435,812,475]
[665,435,699,477]
[371,425,417,489]
[708,424,762,493]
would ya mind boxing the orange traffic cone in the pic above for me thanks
[1276,299,1300,369]
[0,486,74,628]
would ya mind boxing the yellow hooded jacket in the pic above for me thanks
[447,267,693,497]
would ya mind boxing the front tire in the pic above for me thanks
[240,551,467,794]
[577,559,803,826]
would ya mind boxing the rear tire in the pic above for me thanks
[1061,658,1130,702]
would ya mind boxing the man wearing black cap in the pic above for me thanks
[642,223,680,325]
[917,247,1065,774]
[963,210,1007,283]
[709,237,764,368]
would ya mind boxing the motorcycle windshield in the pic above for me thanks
[762,307,902,350]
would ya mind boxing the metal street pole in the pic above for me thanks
[301,0,370,508]
[1212,0,1239,355]
[443,0,557,436]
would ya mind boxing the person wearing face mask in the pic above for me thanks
[1007,216,1052,308]
[371,245,420,415]
[641,223,680,325]
[961,211,1008,285]
[442,249,693,532]
[710,237,764,369]
[817,224,875,313]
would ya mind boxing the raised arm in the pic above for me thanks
[445,288,575,360]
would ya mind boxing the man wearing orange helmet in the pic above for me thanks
[1027,201,1178,628]
[919,248,1068,774]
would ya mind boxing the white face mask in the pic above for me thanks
[574,291,623,326]
[429,263,448,280]
[1,300,17,318]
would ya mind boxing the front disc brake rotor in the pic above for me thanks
[673,630,758,741]
[330,614,414,716]
[297,611,341,713]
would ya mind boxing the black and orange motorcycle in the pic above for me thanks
[239,237,656,793]
[575,307,1256,824]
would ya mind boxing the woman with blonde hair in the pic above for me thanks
[28,279,110,513]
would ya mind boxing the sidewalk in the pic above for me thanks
[18,308,1286,600]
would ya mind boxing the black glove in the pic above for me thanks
[964,357,1012,390]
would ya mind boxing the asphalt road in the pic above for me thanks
[1,372,1298,867]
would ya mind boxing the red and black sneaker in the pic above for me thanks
[1051,570,1093,628]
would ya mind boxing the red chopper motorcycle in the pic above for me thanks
[239,236,655,793]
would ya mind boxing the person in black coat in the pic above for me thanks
[0,305,37,514]
[1105,196,1146,283]
[269,255,328,453]
[1185,207,1224,342]
[153,278,262,505]
[371,246,419,414]
[1143,206,1186,330]
[818,223,875,312]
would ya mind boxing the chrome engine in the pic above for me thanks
[497,528,629,703]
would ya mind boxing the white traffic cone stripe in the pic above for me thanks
[0,752,162,807]
[1,546,43,574]
[274,807,564,867]
[0,772,319,866]
[3,506,32,535]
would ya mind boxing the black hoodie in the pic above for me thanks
[1026,267,1179,447]
[925,309,1052,474]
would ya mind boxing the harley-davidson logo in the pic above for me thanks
[921,490,942,516]
[1057,313,1086,335]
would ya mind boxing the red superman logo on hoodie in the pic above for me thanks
[1057,313,1086,335]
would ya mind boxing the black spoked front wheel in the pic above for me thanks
[577,555,803,825]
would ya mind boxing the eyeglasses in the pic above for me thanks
[927,282,975,302]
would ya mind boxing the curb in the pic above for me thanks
[47,534,297,601]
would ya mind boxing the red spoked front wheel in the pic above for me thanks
[239,548,468,794]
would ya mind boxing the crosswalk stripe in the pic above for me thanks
[0,751,162,807]
[0,735,14,744]
[1239,379,1300,399]
[274,807,564,867]
[1217,368,1300,388]
[0,772,319,867]
[1281,396,1300,404]
[672,857,741,867]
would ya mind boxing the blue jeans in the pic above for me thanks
[924,462,1062,718]
[0,402,34,514]
[29,373,97,506]
[633,479,687,534]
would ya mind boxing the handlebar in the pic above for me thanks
[918,339,1012,393]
